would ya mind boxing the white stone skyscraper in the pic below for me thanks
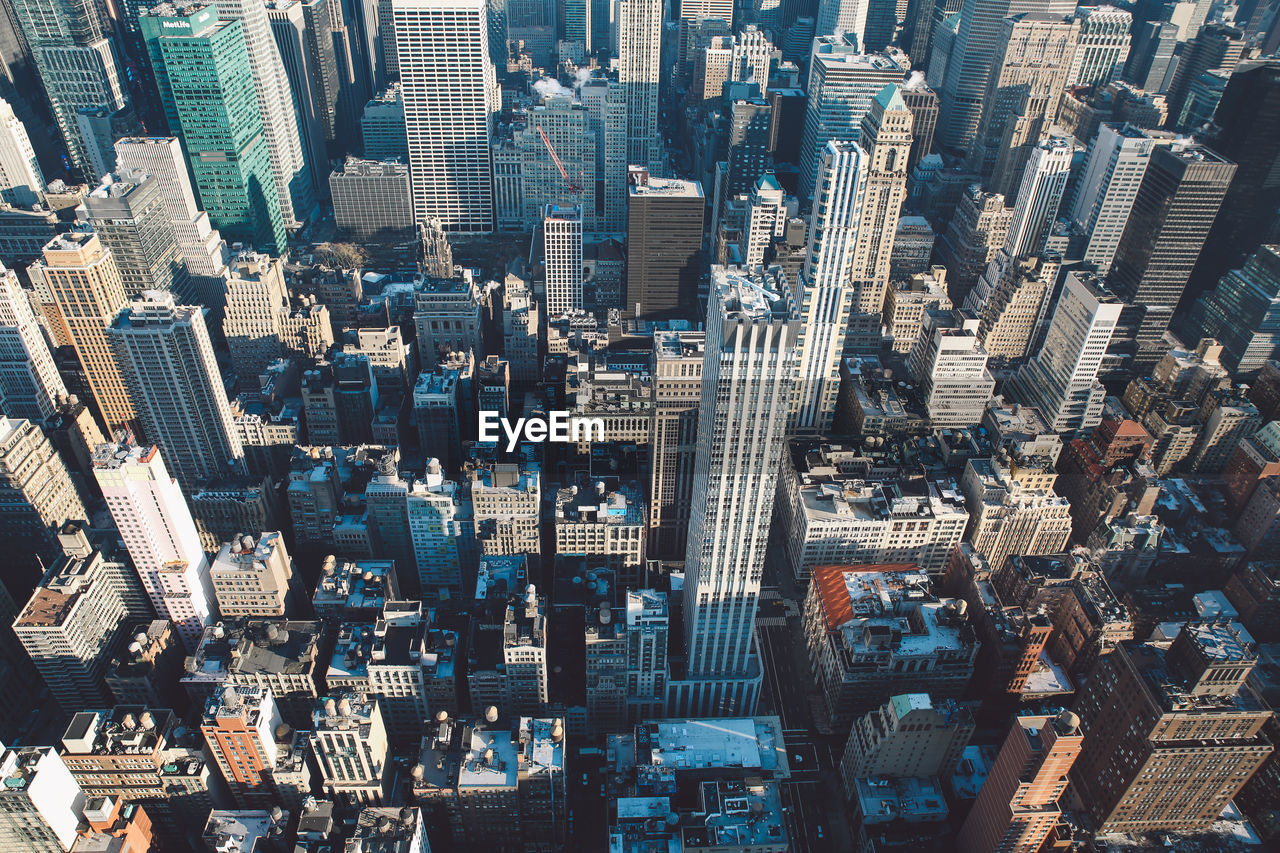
[543,204,584,314]
[0,97,45,207]
[672,265,798,717]
[0,262,65,422]
[1007,271,1122,431]
[114,137,230,308]
[615,0,662,172]
[214,0,314,227]
[804,141,863,291]
[742,174,788,266]
[108,291,245,491]
[1069,123,1161,275]
[1004,136,1074,259]
[93,442,217,651]
[394,0,496,231]
[1067,6,1132,88]
[937,0,1076,150]
[816,0,870,45]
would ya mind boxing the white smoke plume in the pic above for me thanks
[904,70,927,90]
[573,67,593,88]
[533,77,573,100]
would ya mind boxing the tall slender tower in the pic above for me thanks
[394,0,495,231]
[108,291,245,492]
[815,0,870,43]
[0,97,45,206]
[34,232,136,435]
[9,0,132,178]
[0,262,65,422]
[1108,143,1235,372]
[937,0,1076,150]
[672,266,798,717]
[139,3,287,254]
[615,0,661,172]
[79,171,192,302]
[212,0,314,226]
[847,84,913,352]
[543,204,584,315]
[1004,136,1073,259]
[93,442,216,651]
[649,330,704,560]
[1069,123,1161,275]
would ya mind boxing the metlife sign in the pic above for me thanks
[478,411,605,451]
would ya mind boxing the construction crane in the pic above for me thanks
[536,125,583,194]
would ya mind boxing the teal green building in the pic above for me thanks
[140,2,286,253]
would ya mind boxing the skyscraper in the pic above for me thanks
[1067,5,1132,88]
[956,711,1083,853]
[93,442,217,650]
[846,85,912,352]
[815,0,869,42]
[0,746,86,852]
[0,96,44,206]
[212,0,315,226]
[139,3,287,254]
[394,0,496,231]
[1107,143,1235,372]
[1070,123,1161,274]
[1189,244,1280,376]
[1003,135,1073,258]
[1072,624,1272,833]
[937,0,1075,150]
[543,204,583,315]
[1007,272,1122,431]
[0,262,65,422]
[109,291,245,491]
[79,171,192,302]
[798,39,904,201]
[616,0,661,171]
[34,232,136,435]
[9,0,132,178]
[672,265,798,717]
[625,170,705,320]
[741,173,787,266]
[266,0,332,202]
[113,136,232,310]
[970,12,1078,188]
[0,417,87,578]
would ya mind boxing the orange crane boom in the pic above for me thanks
[537,125,583,193]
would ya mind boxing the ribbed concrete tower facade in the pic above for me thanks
[616,0,662,172]
[671,266,798,717]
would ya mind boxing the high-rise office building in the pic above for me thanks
[937,0,1075,150]
[935,187,1014,307]
[211,0,314,226]
[1070,123,1162,274]
[816,0,870,42]
[93,442,216,651]
[840,694,974,799]
[692,26,772,106]
[788,253,848,432]
[616,0,661,171]
[496,95,599,230]
[671,265,798,717]
[625,170,705,320]
[139,3,287,254]
[266,0,332,202]
[956,711,1083,853]
[0,262,65,422]
[1068,5,1132,88]
[971,12,1078,187]
[9,0,131,178]
[1124,19,1179,92]
[1165,24,1244,128]
[798,39,903,201]
[0,96,44,206]
[1192,61,1280,302]
[724,97,774,201]
[1003,136,1073,258]
[1072,624,1272,833]
[35,232,136,434]
[330,157,414,237]
[14,540,132,710]
[1108,143,1235,372]
[113,136,231,309]
[0,746,86,852]
[200,685,287,809]
[1190,244,1280,376]
[109,291,244,491]
[968,253,1058,364]
[543,204,583,315]
[394,0,495,231]
[0,418,87,577]
[360,85,408,161]
[739,174,787,266]
[907,309,996,427]
[575,76,628,229]
[1007,272,1122,431]
[900,82,939,172]
[79,171,192,302]
[846,85,912,351]
[408,460,467,598]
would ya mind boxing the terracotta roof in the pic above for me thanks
[811,564,922,633]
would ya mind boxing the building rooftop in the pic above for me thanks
[555,481,645,525]
[681,780,787,849]
[14,550,105,628]
[313,558,397,617]
[854,776,949,825]
[61,706,174,757]
[811,565,975,657]
[202,810,285,853]
[183,620,319,683]
[345,806,422,851]
[641,717,788,777]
